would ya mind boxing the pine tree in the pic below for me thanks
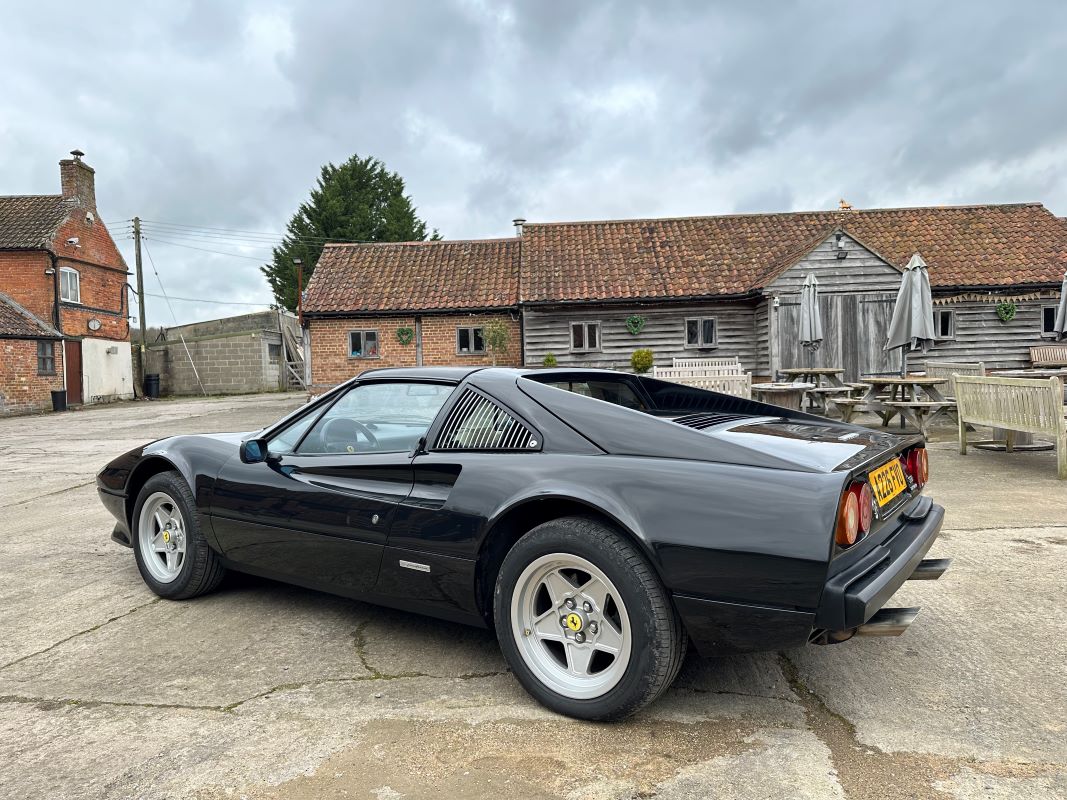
[262,154,436,311]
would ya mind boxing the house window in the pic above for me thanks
[348,330,379,358]
[570,321,600,352]
[59,268,80,303]
[267,343,282,364]
[934,309,955,339]
[456,326,485,354]
[37,341,56,375]
[685,317,717,348]
[1042,306,1060,336]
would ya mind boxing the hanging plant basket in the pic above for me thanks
[625,314,647,335]
[396,326,415,345]
[995,302,1017,323]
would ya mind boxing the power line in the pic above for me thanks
[141,218,346,243]
[142,241,208,396]
[142,236,271,261]
[138,226,316,249]
[143,292,275,307]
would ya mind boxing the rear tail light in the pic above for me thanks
[836,481,873,547]
[903,448,929,489]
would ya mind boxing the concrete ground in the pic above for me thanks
[0,394,1064,800]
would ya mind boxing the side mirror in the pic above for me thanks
[240,438,270,464]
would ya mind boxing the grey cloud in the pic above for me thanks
[1,0,1066,326]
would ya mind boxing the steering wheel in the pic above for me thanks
[321,417,379,453]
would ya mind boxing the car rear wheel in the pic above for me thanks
[133,471,225,600]
[494,516,687,720]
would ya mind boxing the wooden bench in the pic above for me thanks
[672,356,741,371]
[652,369,753,399]
[1031,345,1067,368]
[923,360,985,398]
[955,375,1067,479]
[883,400,954,438]
[830,397,865,423]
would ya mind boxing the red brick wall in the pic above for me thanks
[308,312,521,387]
[0,338,64,415]
[53,214,130,342]
[0,251,54,323]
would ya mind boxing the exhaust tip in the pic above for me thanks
[855,607,920,637]
[909,558,951,580]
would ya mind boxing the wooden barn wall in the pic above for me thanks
[924,299,1059,370]
[523,302,761,371]
[768,232,901,294]
[754,299,771,377]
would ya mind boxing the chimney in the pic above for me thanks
[59,149,96,210]
[512,217,526,236]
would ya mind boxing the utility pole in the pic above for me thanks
[132,217,147,387]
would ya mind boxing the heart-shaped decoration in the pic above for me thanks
[396,327,415,345]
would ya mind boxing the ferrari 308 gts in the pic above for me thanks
[97,367,947,720]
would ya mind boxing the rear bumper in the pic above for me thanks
[675,496,945,656]
[814,495,945,631]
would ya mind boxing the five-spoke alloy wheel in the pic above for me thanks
[137,491,187,583]
[495,516,687,721]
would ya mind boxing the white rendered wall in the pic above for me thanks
[81,337,134,403]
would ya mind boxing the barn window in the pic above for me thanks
[456,327,485,354]
[934,309,955,340]
[348,330,379,358]
[37,341,56,375]
[59,267,81,303]
[1042,306,1059,336]
[570,321,600,352]
[685,317,717,348]
[267,343,282,364]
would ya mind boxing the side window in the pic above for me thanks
[570,321,600,352]
[297,382,453,455]
[457,327,485,354]
[267,412,318,456]
[1042,306,1058,336]
[433,389,539,451]
[685,317,717,348]
[349,330,379,358]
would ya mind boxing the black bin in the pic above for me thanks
[143,373,161,398]
[50,389,67,412]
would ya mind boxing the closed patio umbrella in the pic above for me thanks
[1054,271,1067,340]
[799,272,823,367]
[885,253,936,374]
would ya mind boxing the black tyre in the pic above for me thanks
[493,516,687,721]
[132,471,226,600]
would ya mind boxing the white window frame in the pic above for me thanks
[348,329,379,359]
[1041,305,1059,337]
[684,317,718,348]
[570,321,601,353]
[456,326,485,355]
[934,308,955,340]
[59,267,81,304]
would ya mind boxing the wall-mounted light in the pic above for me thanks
[835,232,848,259]
[44,268,55,275]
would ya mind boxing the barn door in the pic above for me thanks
[64,340,83,404]
[777,294,899,382]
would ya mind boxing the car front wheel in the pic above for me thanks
[133,471,225,600]
[494,516,687,720]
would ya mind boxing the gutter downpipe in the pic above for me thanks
[48,251,66,393]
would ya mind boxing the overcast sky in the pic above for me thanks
[3,1,1066,325]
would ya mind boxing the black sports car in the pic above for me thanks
[97,367,947,720]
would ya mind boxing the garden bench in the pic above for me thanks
[652,369,752,399]
[830,397,864,423]
[882,400,954,438]
[1030,345,1067,368]
[672,356,741,371]
[955,375,1067,479]
[923,360,985,399]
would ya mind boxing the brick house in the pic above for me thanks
[0,290,64,414]
[305,203,1067,386]
[303,239,520,387]
[0,151,133,411]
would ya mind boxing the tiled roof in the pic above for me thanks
[0,291,61,338]
[304,238,519,313]
[0,195,75,249]
[522,203,1067,302]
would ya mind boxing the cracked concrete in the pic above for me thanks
[0,394,1064,799]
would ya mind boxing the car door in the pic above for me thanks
[210,379,456,594]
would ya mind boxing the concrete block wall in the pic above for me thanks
[145,331,281,396]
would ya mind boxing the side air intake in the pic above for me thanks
[434,389,539,451]
[671,412,751,430]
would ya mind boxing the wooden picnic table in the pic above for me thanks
[778,368,851,413]
[752,382,814,411]
[858,375,953,437]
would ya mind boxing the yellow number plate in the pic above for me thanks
[869,459,907,507]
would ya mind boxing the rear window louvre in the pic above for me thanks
[671,412,751,430]
[433,389,539,451]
